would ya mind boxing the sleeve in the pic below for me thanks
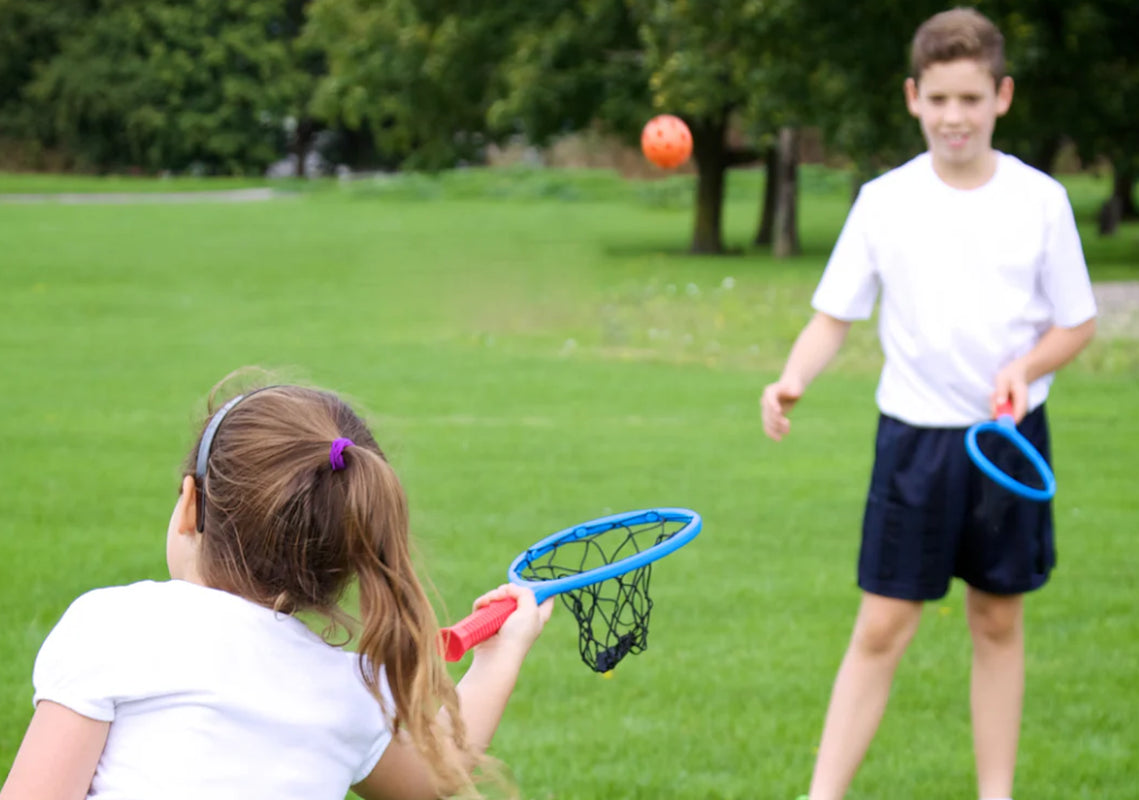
[32,590,119,722]
[811,186,881,321]
[351,662,397,784]
[1040,186,1097,327]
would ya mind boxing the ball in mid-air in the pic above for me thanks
[641,114,692,169]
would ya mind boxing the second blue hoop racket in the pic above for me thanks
[439,508,701,669]
[965,401,1056,502]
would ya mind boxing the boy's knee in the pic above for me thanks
[852,620,915,656]
[966,591,1023,643]
[851,600,921,656]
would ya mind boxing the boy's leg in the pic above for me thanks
[959,405,1052,799]
[966,587,1024,800]
[807,591,923,800]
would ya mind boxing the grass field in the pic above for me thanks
[1,165,1137,798]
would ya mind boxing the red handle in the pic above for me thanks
[995,400,1014,419]
[438,597,518,662]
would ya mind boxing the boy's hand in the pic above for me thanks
[991,362,1029,423]
[760,377,804,441]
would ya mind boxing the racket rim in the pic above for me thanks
[965,419,1056,501]
[506,507,701,603]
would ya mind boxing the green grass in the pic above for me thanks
[1,165,1137,798]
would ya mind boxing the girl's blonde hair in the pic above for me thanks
[183,376,482,795]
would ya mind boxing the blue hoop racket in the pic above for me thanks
[965,401,1056,502]
[439,508,701,671]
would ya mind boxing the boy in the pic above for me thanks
[761,8,1097,800]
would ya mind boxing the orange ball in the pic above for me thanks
[641,114,692,169]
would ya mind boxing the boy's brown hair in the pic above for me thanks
[911,7,1005,85]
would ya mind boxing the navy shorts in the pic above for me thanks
[859,405,1055,601]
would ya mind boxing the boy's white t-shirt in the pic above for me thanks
[33,580,394,800]
[812,152,1097,427]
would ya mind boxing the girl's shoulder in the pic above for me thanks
[64,580,208,619]
[61,580,166,621]
[57,580,293,642]
[45,579,367,687]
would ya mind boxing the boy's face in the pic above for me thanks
[905,58,1013,177]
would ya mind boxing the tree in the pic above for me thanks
[731,3,815,255]
[801,2,946,197]
[306,0,532,170]
[279,0,324,177]
[982,0,1095,173]
[306,0,812,255]
[1072,0,1139,226]
[495,0,801,255]
[629,0,754,254]
[488,0,649,146]
[983,0,1138,231]
[0,0,97,156]
[24,0,315,174]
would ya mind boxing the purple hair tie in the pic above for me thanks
[329,437,354,471]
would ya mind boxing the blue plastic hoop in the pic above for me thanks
[507,508,702,603]
[965,415,1056,502]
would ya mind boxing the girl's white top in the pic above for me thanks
[33,579,393,800]
[812,152,1098,427]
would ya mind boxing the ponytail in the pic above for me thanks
[187,381,497,796]
[341,447,474,793]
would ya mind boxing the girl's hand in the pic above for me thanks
[469,584,553,660]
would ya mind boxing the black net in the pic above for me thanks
[974,430,1047,493]
[972,429,1047,532]
[516,515,682,673]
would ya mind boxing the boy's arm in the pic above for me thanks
[760,311,853,441]
[0,701,109,800]
[993,317,1097,421]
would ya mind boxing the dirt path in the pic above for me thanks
[0,187,283,204]
[1092,281,1139,338]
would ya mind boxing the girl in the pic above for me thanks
[1,379,552,800]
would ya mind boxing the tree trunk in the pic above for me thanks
[754,145,777,246]
[1099,160,1138,236]
[292,117,316,178]
[689,115,728,255]
[773,126,800,258]
[1025,135,1063,175]
[1113,162,1138,219]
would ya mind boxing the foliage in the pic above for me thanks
[800,1,945,185]
[489,0,649,147]
[20,0,315,174]
[0,0,96,138]
[305,0,532,169]
[0,0,1133,210]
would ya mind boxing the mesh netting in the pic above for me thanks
[516,516,681,673]
[973,429,1047,528]
[974,430,1046,492]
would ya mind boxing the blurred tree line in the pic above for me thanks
[0,0,1134,254]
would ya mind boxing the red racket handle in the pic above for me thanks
[995,399,1014,419]
[438,597,518,662]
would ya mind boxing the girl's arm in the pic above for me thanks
[0,701,109,800]
[353,584,553,800]
[760,311,853,441]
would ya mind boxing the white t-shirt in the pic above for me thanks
[33,580,393,800]
[812,152,1097,427]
